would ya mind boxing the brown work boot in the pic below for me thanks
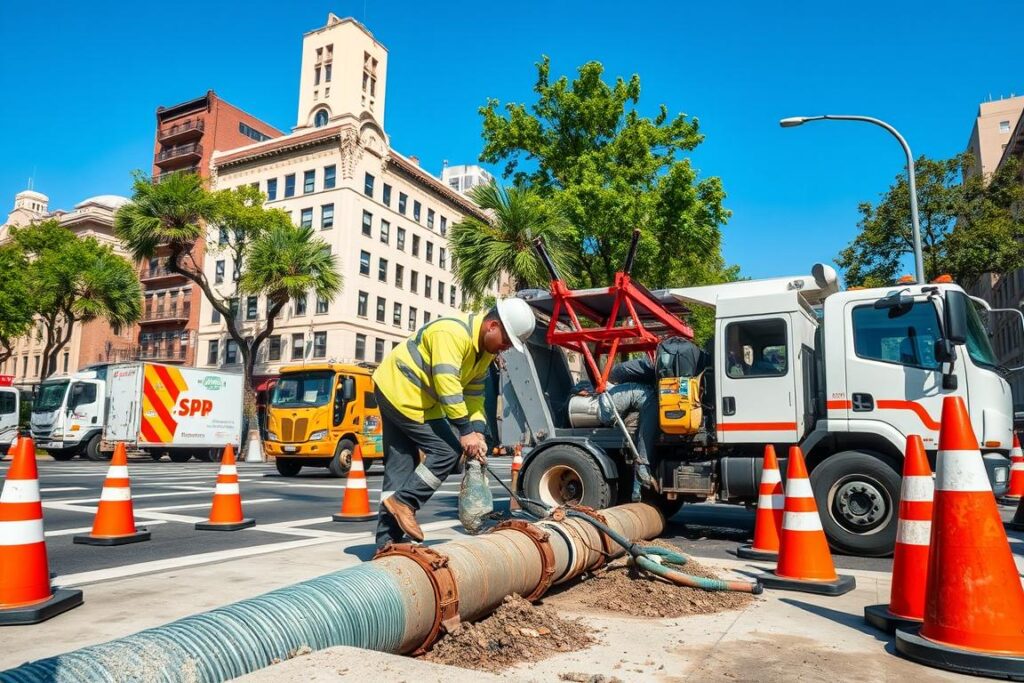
[382,496,424,542]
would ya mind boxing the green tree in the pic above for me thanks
[449,181,575,300]
[0,245,33,366]
[479,57,732,292]
[115,172,342,420]
[837,153,1024,287]
[10,220,142,379]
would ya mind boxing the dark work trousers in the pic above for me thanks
[374,388,462,548]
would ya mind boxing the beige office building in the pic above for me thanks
[198,14,488,376]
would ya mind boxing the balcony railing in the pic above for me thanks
[157,119,205,143]
[141,303,191,322]
[141,265,187,281]
[156,143,203,165]
[138,343,189,362]
[153,167,200,183]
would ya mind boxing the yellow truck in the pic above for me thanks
[264,363,383,477]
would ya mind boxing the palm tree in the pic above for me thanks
[449,181,576,301]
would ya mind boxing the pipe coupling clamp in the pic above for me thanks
[374,543,460,654]
[491,519,556,601]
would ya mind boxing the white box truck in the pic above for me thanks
[31,362,243,462]
[0,376,19,455]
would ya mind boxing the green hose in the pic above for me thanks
[634,546,763,594]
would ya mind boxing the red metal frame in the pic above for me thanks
[545,271,693,393]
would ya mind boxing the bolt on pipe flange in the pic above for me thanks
[374,543,460,654]
[566,505,613,568]
[490,519,556,601]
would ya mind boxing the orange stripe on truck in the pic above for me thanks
[717,422,798,432]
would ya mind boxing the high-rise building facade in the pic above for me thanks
[441,163,494,195]
[143,91,283,366]
[197,14,488,375]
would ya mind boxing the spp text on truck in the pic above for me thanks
[500,235,1013,557]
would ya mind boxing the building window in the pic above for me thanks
[62,352,69,373]
[362,210,373,236]
[1000,120,1012,133]
[239,122,271,142]
[395,264,404,288]
[410,270,419,294]
[207,340,219,365]
[324,63,332,83]
[376,296,386,323]
[425,275,433,299]
[397,227,406,251]
[413,201,422,222]
[424,311,432,323]
[321,203,334,229]
[408,307,417,331]
[355,334,366,361]
[374,338,385,363]
[316,295,329,314]
[229,297,240,317]
[378,257,388,282]
[304,170,315,194]
[426,241,434,263]
[291,333,305,360]
[393,302,402,326]
[314,109,329,128]
[315,66,321,85]
[359,251,371,276]
[294,295,307,316]
[284,174,295,198]
[267,335,281,361]
[427,209,435,230]
[246,296,259,320]
[450,287,456,307]
[438,282,445,303]
[300,208,313,228]
[382,184,392,206]
[364,173,375,197]
[440,216,447,236]
[440,248,447,270]
[215,260,225,284]
[357,290,369,317]
[412,235,421,257]
[380,220,390,244]
[219,227,229,245]
[225,340,239,365]
[212,308,221,323]
[313,331,327,358]
[398,193,407,214]
[324,165,336,189]
[267,178,277,201]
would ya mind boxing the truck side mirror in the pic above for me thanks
[935,339,957,363]
[944,290,969,344]
[342,377,356,402]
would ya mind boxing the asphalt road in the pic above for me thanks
[4,454,1023,583]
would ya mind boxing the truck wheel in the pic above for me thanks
[810,450,901,557]
[328,439,355,478]
[276,458,302,477]
[169,451,192,463]
[522,444,615,510]
[50,450,76,461]
[83,434,109,462]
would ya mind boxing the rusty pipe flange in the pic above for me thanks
[490,519,556,601]
[566,505,614,568]
[373,543,460,654]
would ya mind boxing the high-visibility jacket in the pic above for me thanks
[373,313,493,435]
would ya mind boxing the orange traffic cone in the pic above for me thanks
[737,445,784,561]
[333,444,375,522]
[74,443,150,546]
[1000,433,1024,504]
[865,435,933,633]
[0,437,83,624]
[509,445,524,512]
[757,446,855,596]
[896,396,1024,678]
[3,435,19,461]
[196,445,254,531]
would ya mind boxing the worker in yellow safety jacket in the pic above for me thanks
[372,299,536,547]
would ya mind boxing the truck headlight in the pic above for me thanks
[309,430,328,441]
[267,431,280,442]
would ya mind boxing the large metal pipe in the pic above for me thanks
[2,504,663,682]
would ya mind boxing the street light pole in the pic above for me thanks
[780,115,925,284]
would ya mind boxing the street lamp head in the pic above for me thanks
[779,116,810,128]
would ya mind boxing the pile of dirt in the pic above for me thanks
[546,541,755,618]
[423,594,596,672]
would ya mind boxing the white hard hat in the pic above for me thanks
[495,298,536,353]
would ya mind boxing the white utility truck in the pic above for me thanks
[500,262,1013,557]
[0,376,19,455]
[31,362,243,462]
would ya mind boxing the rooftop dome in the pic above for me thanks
[74,195,129,210]
[15,190,48,201]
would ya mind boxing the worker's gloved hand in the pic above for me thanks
[460,432,488,464]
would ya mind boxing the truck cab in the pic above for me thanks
[29,366,109,461]
[500,265,1013,557]
[264,363,383,477]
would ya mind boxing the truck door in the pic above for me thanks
[843,298,965,451]
[0,388,18,447]
[716,314,802,443]
[66,381,102,438]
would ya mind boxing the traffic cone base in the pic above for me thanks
[332,511,376,522]
[0,588,83,626]
[195,518,255,531]
[73,529,151,546]
[896,626,1024,680]
[863,604,921,635]
[758,571,856,596]
[735,545,778,561]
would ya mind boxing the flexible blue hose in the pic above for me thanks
[1,563,408,683]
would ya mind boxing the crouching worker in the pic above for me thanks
[372,299,537,548]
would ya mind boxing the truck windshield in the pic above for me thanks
[33,381,69,413]
[965,301,998,368]
[271,371,334,408]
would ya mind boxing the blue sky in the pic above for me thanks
[1,1,1020,280]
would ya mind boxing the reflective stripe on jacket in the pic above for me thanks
[372,314,493,435]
